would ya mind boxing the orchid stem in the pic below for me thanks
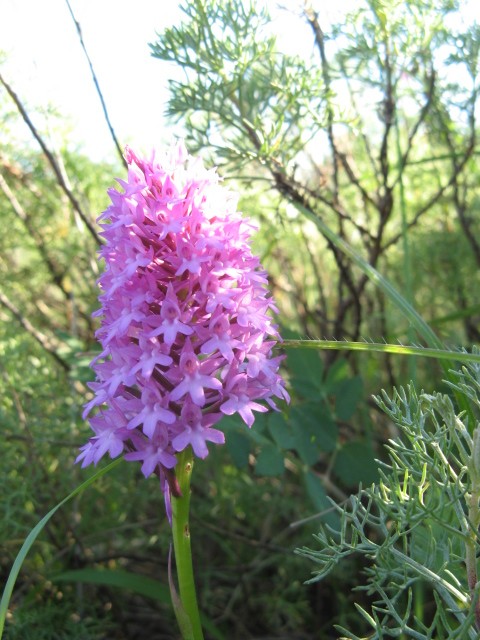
[171,447,204,640]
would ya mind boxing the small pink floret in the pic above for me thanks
[78,142,288,515]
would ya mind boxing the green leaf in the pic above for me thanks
[293,425,320,465]
[291,402,338,465]
[255,443,285,476]
[335,376,364,421]
[304,470,340,530]
[225,430,251,468]
[0,458,123,639]
[333,441,379,487]
[170,573,195,640]
[324,358,349,394]
[221,413,271,447]
[293,200,453,365]
[281,339,480,366]
[52,568,170,603]
[251,409,268,434]
[286,347,324,400]
[267,412,296,449]
[53,567,225,640]
[218,414,244,430]
[304,469,329,511]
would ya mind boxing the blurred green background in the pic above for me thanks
[1,1,480,637]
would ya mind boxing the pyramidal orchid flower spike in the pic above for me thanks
[77,142,289,519]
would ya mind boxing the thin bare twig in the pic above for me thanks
[392,66,436,190]
[377,28,395,199]
[0,169,67,292]
[303,2,339,204]
[0,289,70,371]
[438,93,480,268]
[383,136,476,253]
[339,58,380,185]
[64,0,127,168]
[0,72,101,244]
[304,3,377,211]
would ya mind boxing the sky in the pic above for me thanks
[0,0,185,161]
[1,0,479,163]
[0,0,316,162]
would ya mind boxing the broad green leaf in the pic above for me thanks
[0,458,123,639]
[291,403,338,465]
[255,443,285,476]
[293,424,320,466]
[333,441,379,487]
[323,358,349,394]
[221,413,271,447]
[53,570,226,640]
[304,469,328,511]
[293,200,475,424]
[218,414,244,430]
[286,346,324,381]
[304,470,340,530]
[251,409,268,434]
[225,430,251,468]
[268,412,296,450]
[335,376,364,421]
[52,568,170,603]
[286,347,324,400]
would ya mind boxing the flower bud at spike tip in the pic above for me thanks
[77,142,289,518]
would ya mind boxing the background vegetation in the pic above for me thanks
[1,0,479,638]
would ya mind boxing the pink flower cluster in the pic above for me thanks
[77,143,288,511]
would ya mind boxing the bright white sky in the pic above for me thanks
[0,0,186,161]
[0,0,350,162]
[1,0,479,163]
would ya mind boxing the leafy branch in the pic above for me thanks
[297,366,480,638]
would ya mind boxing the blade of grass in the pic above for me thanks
[293,201,474,422]
[0,458,123,639]
[395,118,416,384]
[294,201,444,354]
[282,340,480,364]
[52,568,171,603]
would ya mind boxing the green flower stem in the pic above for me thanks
[171,448,204,640]
[465,489,480,630]
[467,430,480,630]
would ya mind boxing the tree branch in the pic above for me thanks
[64,0,126,169]
[0,290,70,371]
[304,3,339,203]
[304,4,377,212]
[0,73,101,244]
[383,141,475,253]
[0,168,68,293]
[439,92,480,268]
[392,66,436,190]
